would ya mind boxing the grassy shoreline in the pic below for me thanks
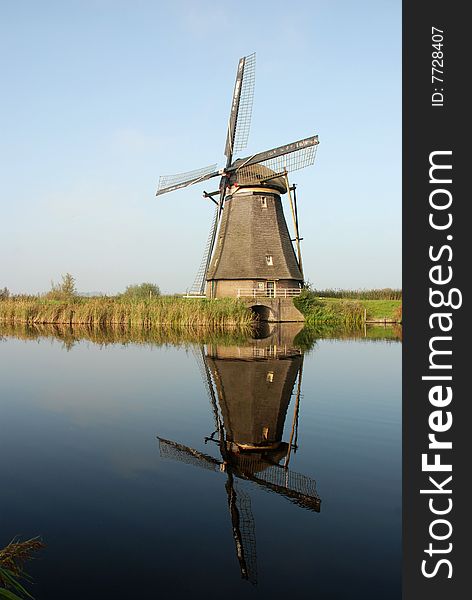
[0,296,254,330]
[0,294,402,328]
[294,294,401,325]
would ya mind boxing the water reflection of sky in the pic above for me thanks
[0,332,401,599]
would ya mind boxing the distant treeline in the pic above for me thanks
[312,288,402,300]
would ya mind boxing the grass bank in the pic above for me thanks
[0,296,254,331]
[294,291,402,326]
[0,293,402,329]
[313,288,402,300]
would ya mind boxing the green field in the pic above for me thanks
[321,298,402,321]
[294,292,402,325]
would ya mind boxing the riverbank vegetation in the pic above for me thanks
[0,537,44,600]
[0,295,254,330]
[294,289,402,325]
[0,275,253,330]
[311,288,402,300]
[1,276,402,328]
[0,293,401,329]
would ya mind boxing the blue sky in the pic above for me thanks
[0,0,401,294]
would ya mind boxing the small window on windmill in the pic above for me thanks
[260,196,267,208]
[266,255,273,266]
[266,371,274,383]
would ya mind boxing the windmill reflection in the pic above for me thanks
[157,323,320,585]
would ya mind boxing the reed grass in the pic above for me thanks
[312,288,402,300]
[0,537,44,600]
[294,290,401,324]
[294,291,366,326]
[0,296,254,330]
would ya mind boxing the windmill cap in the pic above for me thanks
[231,160,287,194]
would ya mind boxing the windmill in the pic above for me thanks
[156,53,319,298]
[157,328,321,584]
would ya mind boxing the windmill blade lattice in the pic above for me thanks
[236,144,318,186]
[225,53,256,162]
[234,135,319,180]
[157,437,221,473]
[191,344,222,432]
[232,52,256,154]
[156,163,218,197]
[258,142,318,175]
[157,436,320,511]
[234,454,321,512]
[188,204,220,295]
[228,479,258,585]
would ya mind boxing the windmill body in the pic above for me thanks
[205,179,303,298]
[156,54,319,299]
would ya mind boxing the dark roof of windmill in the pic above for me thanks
[206,190,303,280]
[231,160,287,194]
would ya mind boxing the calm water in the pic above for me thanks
[0,325,401,599]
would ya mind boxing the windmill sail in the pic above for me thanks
[156,437,321,511]
[188,204,220,295]
[158,436,258,583]
[232,135,319,182]
[191,344,221,430]
[233,454,321,512]
[158,437,220,473]
[156,164,219,197]
[226,477,258,585]
[224,53,256,163]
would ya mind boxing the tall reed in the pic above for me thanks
[0,296,254,330]
[0,537,44,600]
[294,291,366,326]
[312,288,402,300]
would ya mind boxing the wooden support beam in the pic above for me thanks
[284,172,303,277]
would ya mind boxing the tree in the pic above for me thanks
[46,273,77,300]
[122,282,160,300]
[59,273,77,297]
[0,287,9,300]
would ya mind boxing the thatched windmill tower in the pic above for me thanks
[156,53,319,299]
